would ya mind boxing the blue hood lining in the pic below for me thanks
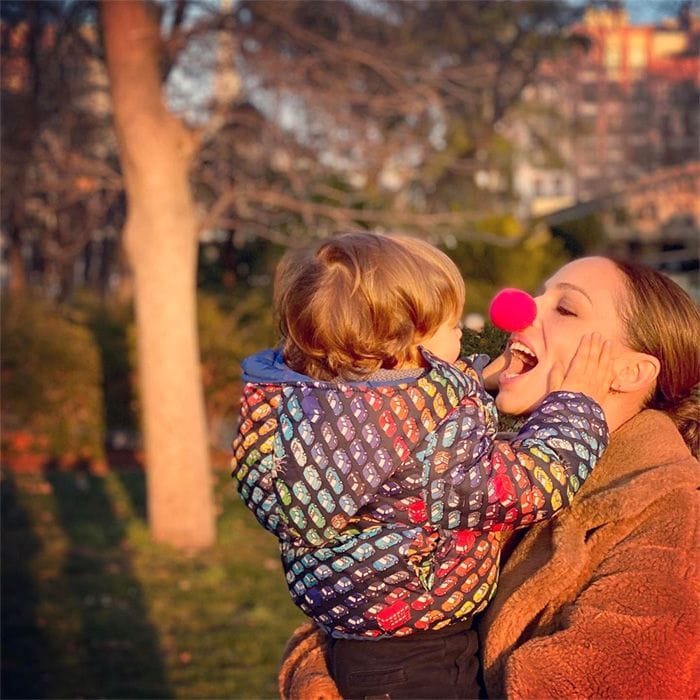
[241,348,489,388]
[241,348,428,388]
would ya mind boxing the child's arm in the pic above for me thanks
[423,334,613,532]
[231,385,289,538]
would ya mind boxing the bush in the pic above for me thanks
[76,294,139,440]
[1,296,105,460]
[462,324,522,433]
[462,324,508,359]
[198,289,277,449]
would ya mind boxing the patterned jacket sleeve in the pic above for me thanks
[231,384,286,537]
[423,391,609,531]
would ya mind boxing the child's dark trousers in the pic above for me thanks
[329,618,481,699]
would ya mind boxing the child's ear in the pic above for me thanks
[611,351,660,393]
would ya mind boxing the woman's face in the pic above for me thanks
[496,257,628,415]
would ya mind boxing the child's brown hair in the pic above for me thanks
[275,231,465,381]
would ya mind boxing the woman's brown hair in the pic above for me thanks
[614,259,700,457]
[274,231,465,381]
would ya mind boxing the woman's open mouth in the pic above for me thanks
[501,340,539,381]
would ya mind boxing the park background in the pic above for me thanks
[2,0,698,697]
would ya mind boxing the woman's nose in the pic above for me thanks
[530,295,545,327]
[488,289,536,332]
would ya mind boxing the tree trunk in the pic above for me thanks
[7,223,27,297]
[101,0,215,549]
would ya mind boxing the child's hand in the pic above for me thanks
[548,333,614,406]
[483,353,507,391]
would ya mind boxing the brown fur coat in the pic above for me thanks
[278,410,700,699]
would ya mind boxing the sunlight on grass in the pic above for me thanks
[1,467,307,699]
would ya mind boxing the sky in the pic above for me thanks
[601,0,696,24]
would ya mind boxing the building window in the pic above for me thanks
[629,36,647,69]
[582,82,597,102]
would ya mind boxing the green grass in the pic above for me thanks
[1,467,307,699]
[1,327,514,699]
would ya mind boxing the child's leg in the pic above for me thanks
[330,619,480,699]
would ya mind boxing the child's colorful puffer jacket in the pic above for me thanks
[231,348,608,639]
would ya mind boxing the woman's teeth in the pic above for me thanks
[510,341,537,362]
[502,341,538,379]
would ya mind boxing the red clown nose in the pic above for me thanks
[488,288,537,332]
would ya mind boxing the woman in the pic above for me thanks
[277,256,700,699]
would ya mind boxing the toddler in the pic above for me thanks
[231,231,610,698]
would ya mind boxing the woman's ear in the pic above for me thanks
[611,351,660,393]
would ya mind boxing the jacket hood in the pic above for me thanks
[241,348,312,384]
[242,347,490,387]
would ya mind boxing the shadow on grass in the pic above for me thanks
[112,464,148,522]
[87,300,147,523]
[1,470,50,699]
[43,462,172,699]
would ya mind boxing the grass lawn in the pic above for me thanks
[1,466,308,699]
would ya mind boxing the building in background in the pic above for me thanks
[545,161,699,298]
[571,4,698,200]
[510,3,699,297]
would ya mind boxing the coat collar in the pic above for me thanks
[566,409,697,527]
[579,409,694,494]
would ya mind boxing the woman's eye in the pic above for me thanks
[556,305,576,317]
